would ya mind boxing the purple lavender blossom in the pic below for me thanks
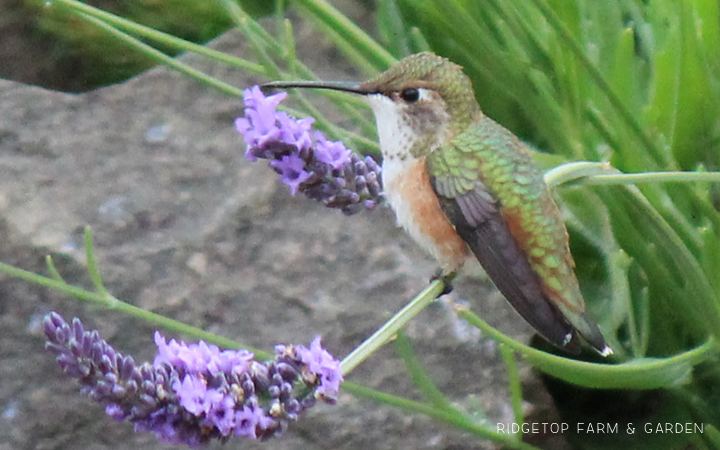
[235,85,383,215]
[270,154,313,195]
[314,132,352,170]
[295,336,342,402]
[44,312,343,446]
[154,333,254,376]
[234,89,289,155]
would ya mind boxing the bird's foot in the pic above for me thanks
[431,269,457,296]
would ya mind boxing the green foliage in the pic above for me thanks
[374,0,720,446]
[27,0,272,89]
[381,0,720,353]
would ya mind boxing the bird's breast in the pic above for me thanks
[382,156,468,272]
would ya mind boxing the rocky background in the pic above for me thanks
[0,12,561,450]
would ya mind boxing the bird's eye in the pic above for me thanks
[399,88,420,103]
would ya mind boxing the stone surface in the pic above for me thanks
[0,26,542,450]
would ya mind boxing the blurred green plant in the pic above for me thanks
[4,0,720,448]
[24,0,273,89]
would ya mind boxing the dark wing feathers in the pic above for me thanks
[434,183,580,353]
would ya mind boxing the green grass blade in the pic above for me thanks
[293,0,396,73]
[394,332,461,416]
[459,305,715,389]
[73,11,246,97]
[52,0,266,74]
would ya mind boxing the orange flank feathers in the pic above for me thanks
[386,158,468,271]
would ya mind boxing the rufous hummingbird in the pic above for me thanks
[264,52,611,356]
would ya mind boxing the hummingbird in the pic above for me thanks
[264,52,612,356]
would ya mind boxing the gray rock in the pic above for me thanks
[0,30,538,450]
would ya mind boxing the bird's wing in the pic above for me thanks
[426,122,594,353]
[434,180,580,352]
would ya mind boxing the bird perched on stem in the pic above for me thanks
[265,52,611,356]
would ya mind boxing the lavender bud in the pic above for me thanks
[354,175,367,192]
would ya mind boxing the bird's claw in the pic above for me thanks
[431,269,456,296]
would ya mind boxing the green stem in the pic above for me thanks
[219,0,280,79]
[339,280,445,375]
[544,161,720,188]
[3,248,532,448]
[84,227,110,298]
[500,344,525,431]
[579,172,720,185]
[3,246,530,449]
[0,260,268,357]
[395,332,460,415]
[45,255,66,283]
[216,0,377,147]
[57,0,377,149]
[528,0,664,165]
[52,0,266,74]
[341,382,541,450]
[293,0,396,73]
[457,304,717,389]
[74,12,246,97]
[544,161,619,188]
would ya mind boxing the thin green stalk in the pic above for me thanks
[74,12,246,97]
[544,161,618,188]
[294,0,396,72]
[55,0,377,146]
[219,0,280,79]
[546,162,717,260]
[395,332,460,416]
[275,0,288,42]
[0,261,107,304]
[281,18,297,74]
[528,0,664,165]
[267,17,374,143]
[0,259,267,356]
[607,250,640,358]
[339,280,445,375]
[341,383,541,450]
[602,185,720,337]
[457,303,716,389]
[45,255,66,283]
[409,27,431,52]
[3,247,534,450]
[52,0,266,74]
[578,172,720,186]
[586,106,629,159]
[500,344,525,431]
[689,186,720,232]
[217,0,377,145]
[543,161,720,188]
[3,231,533,449]
[1,240,529,449]
[84,227,110,299]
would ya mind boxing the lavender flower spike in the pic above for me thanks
[235,85,384,215]
[44,312,343,446]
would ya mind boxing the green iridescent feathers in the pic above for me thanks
[360,53,480,135]
[428,117,608,353]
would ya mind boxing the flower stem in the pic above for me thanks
[51,0,265,74]
[339,280,445,375]
[544,161,720,189]
[342,383,542,450]
[0,229,267,357]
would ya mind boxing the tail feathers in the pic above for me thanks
[434,192,612,356]
[563,309,613,356]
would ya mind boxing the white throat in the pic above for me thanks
[366,94,416,162]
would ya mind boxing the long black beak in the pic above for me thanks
[262,80,368,95]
